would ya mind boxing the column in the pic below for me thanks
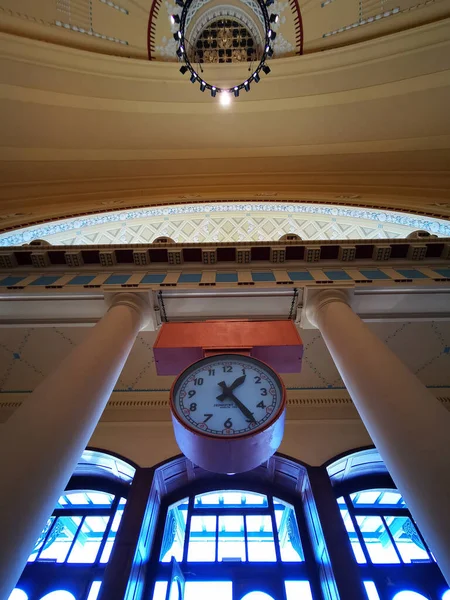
[305,289,450,585]
[0,293,152,599]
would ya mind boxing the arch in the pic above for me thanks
[2,202,449,247]
[442,591,450,600]
[73,447,137,484]
[240,593,275,600]
[39,593,76,600]
[392,593,430,600]
[8,591,28,600]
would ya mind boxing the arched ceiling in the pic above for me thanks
[0,4,449,233]
[1,202,449,246]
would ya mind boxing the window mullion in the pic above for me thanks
[95,494,121,564]
[268,495,282,564]
[380,515,403,564]
[344,495,372,564]
[65,515,86,563]
[182,496,194,562]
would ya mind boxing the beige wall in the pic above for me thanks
[87,418,373,467]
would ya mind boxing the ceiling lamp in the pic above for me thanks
[171,0,276,102]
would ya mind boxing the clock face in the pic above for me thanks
[171,354,285,438]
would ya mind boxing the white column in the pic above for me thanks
[306,289,450,585]
[0,293,152,599]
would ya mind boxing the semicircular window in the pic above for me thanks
[193,20,256,64]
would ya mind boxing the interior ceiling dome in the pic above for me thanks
[1,203,448,247]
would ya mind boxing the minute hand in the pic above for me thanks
[217,390,256,423]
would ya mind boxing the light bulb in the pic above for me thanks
[219,91,231,106]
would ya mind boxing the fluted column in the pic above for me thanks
[305,289,450,585]
[0,293,152,599]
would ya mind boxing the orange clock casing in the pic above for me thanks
[169,355,286,474]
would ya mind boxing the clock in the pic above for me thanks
[170,354,286,473]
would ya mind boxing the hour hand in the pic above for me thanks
[219,374,246,394]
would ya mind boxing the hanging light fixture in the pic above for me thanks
[171,0,276,102]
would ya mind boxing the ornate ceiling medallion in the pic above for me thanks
[171,0,279,102]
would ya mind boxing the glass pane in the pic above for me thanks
[8,591,28,600]
[68,515,108,563]
[442,592,450,600]
[378,491,404,507]
[153,582,168,600]
[160,498,188,562]
[392,593,430,600]
[100,503,126,563]
[339,508,366,563]
[384,517,431,563]
[218,515,245,561]
[86,582,102,600]
[56,490,114,509]
[351,491,382,506]
[241,594,275,600]
[284,581,313,600]
[194,491,267,507]
[28,516,55,562]
[246,515,276,562]
[39,516,82,563]
[185,582,232,600]
[39,593,76,600]
[363,582,381,600]
[187,515,216,561]
[356,516,400,563]
[274,498,304,562]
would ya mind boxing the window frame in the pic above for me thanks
[146,477,322,600]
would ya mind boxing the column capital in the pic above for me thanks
[107,292,154,331]
[303,288,351,329]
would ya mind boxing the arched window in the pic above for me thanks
[149,487,316,600]
[327,448,449,600]
[13,449,135,600]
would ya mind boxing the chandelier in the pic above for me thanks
[170,0,279,104]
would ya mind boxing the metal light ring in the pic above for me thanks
[177,0,272,95]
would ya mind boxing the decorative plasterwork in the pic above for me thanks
[1,202,449,247]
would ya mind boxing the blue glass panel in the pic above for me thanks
[442,591,450,600]
[141,274,166,284]
[104,274,131,285]
[185,582,232,600]
[67,275,96,285]
[86,582,102,600]
[324,270,351,280]
[434,268,450,278]
[178,273,202,283]
[274,497,304,562]
[359,270,391,280]
[159,497,188,563]
[284,582,313,600]
[241,593,275,600]
[216,273,238,283]
[395,269,427,279]
[252,272,275,282]
[0,276,26,286]
[287,271,314,281]
[30,276,60,286]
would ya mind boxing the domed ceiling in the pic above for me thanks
[1,202,448,246]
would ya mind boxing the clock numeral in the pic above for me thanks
[194,377,204,386]
[254,376,261,384]
[224,418,233,429]
[190,402,197,411]
[260,388,268,396]
[203,413,213,423]
[188,390,196,398]
[223,366,232,373]
[208,369,215,376]
[257,400,266,409]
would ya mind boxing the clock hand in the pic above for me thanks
[218,374,246,393]
[217,390,256,423]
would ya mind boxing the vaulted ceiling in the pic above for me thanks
[0,1,449,234]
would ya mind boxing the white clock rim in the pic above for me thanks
[169,353,286,440]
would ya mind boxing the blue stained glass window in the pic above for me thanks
[395,269,427,279]
[141,274,166,284]
[67,275,96,285]
[39,593,76,600]
[392,593,430,600]
[8,590,28,600]
[251,272,275,282]
[178,273,202,283]
[30,276,61,286]
[104,274,130,285]
[216,273,238,283]
[287,271,314,281]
